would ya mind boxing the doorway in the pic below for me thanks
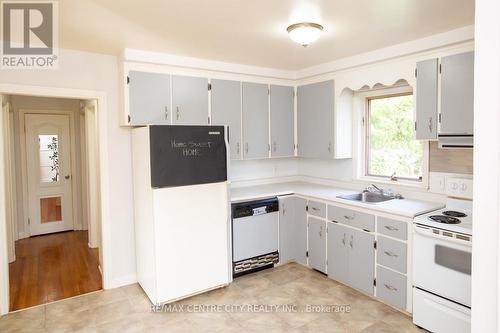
[25,114,74,235]
[2,95,103,311]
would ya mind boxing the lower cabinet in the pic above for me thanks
[376,266,407,310]
[308,217,327,273]
[279,196,307,265]
[327,222,375,295]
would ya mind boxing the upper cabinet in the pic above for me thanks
[171,75,209,125]
[128,71,171,125]
[242,82,269,159]
[415,59,439,140]
[415,51,474,140]
[297,80,334,159]
[270,85,295,157]
[210,79,242,160]
[440,51,474,135]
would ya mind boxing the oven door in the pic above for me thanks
[413,225,471,307]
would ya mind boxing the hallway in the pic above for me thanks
[9,231,101,311]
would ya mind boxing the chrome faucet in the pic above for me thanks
[365,184,404,199]
[370,184,384,194]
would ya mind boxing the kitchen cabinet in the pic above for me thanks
[210,79,242,160]
[440,51,474,135]
[308,217,326,273]
[172,75,209,125]
[326,222,350,284]
[415,58,438,140]
[414,51,474,139]
[279,196,307,265]
[327,222,375,295]
[270,85,295,157]
[242,82,269,159]
[297,80,334,159]
[349,228,375,294]
[128,71,171,125]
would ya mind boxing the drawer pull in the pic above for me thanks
[384,251,399,258]
[384,284,398,291]
[384,225,399,231]
[343,215,355,220]
[342,233,346,246]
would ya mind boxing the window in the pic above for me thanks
[365,93,424,182]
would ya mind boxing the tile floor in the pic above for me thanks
[0,262,424,333]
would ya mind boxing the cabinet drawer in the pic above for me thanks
[308,200,326,218]
[376,266,407,310]
[377,236,407,273]
[328,205,375,232]
[377,217,407,240]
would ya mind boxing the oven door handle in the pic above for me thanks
[414,225,472,246]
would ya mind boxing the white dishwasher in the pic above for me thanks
[231,197,279,277]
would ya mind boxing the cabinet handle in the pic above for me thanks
[311,207,320,211]
[428,117,433,132]
[328,141,332,153]
[176,106,180,120]
[282,204,286,216]
[384,284,398,292]
[319,226,323,238]
[349,235,353,248]
[343,215,355,220]
[384,251,398,258]
[342,233,346,246]
[164,106,169,119]
[245,142,249,154]
[273,141,277,152]
[384,225,399,231]
[236,142,240,154]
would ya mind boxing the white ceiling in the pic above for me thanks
[61,0,475,70]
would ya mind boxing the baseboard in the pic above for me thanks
[17,231,29,239]
[109,274,137,289]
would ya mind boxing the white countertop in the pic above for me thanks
[230,181,444,218]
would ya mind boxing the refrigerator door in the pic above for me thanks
[152,181,231,303]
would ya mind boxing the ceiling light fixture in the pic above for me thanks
[286,22,323,47]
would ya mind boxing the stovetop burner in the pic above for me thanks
[429,215,461,224]
[442,210,467,218]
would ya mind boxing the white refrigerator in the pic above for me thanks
[132,125,231,304]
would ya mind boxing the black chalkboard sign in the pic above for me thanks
[149,125,227,188]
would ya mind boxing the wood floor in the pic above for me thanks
[9,231,102,311]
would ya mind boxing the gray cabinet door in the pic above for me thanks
[242,82,269,159]
[307,217,326,273]
[348,228,375,295]
[415,59,438,139]
[327,222,350,284]
[279,196,307,265]
[128,71,171,125]
[297,80,334,159]
[270,85,295,157]
[211,79,242,160]
[440,51,474,134]
[172,75,209,125]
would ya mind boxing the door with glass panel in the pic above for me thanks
[25,114,74,235]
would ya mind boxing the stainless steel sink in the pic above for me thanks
[337,192,395,203]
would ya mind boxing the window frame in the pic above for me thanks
[354,84,429,189]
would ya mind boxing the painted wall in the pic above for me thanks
[472,0,500,331]
[0,49,136,287]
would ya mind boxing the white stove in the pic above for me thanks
[412,178,473,333]
[414,198,472,236]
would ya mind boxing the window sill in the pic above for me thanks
[356,175,429,191]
